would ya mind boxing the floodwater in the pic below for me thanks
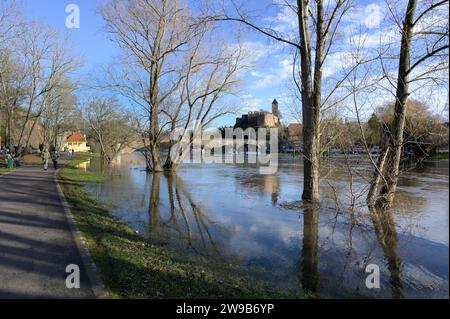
[82,154,449,298]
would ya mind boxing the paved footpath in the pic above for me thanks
[0,164,95,298]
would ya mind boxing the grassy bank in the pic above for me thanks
[58,152,105,183]
[58,153,299,298]
[0,167,14,175]
[22,153,42,165]
[429,153,449,161]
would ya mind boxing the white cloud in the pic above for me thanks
[228,40,280,66]
[363,4,382,29]
[240,94,264,112]
[250,55,293,89]
[322,51,354,78]
[343,1,385,29]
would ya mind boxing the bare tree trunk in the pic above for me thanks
[298,0,320,202]
[367,143,390,207]
[149,104,163,171]
[6,101,15,149]
[369,0,417,210]
[16,95,35,154]
[25,113,42,149]
[163,124,179,171]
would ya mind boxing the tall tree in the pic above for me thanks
[99,0,245,172]
[100,0,199,172]
[202,0,352,202]
[0,0,24,149]
[14,22,78,155]
[84,96,136,161]
[40,80,78,150]
[367,0,449,209]
[162,29,245,171]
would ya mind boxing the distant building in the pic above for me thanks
[64,132,90,152]
[235,99,280,129]
[287,123,302,148]
[287,123,301,136]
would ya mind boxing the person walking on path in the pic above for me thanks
[6,152,14,168]
[51,151,59,170]
[41,148,50,170]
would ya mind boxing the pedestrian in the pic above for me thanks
[51,151,59,169]
[41,148,50,170]
[6,152,14,168]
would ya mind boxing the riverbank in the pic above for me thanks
[57,153,301,298]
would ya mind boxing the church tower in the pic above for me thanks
[272,99,279,117]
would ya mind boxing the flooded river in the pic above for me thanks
[82,154,448,298]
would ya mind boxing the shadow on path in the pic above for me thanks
[0,165,94,298]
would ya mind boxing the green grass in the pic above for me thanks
[0,167,14,175]
[429,153,449,161]
[58,153,303,298]
[58,152,105,183]
[22,153,42,165]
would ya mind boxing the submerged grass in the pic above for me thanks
[58,153,301,298]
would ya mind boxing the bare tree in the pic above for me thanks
[0,54,27,149]
[14,22,79,155]
[99,0,245,172]
[40,80,78,150]
[0,0,25,149]
[99,0,200,172]
[162,30,246,171]
[85,96,136,161]
[0,0,22,44]
[367,0,449,209]
[201,0,352,202]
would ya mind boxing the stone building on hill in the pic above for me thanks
[235,99,280,129]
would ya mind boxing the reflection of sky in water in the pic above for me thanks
[84,155,449,298]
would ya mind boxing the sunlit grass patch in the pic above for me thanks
[429,153,449,161]
[0,167,14,175]
[58,152,105,183]
[22,153,42,165]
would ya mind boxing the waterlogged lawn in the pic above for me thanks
[58,152,105,183]
[58,153,299,298]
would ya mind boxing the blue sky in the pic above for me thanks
[20,0,291,126]
[18,0,448,126]
[20,0,114,67]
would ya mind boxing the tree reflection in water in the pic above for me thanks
[148,173,225,256]
[82,154,445,297]
[299,205,404,298]
[149,172,161,230]
[369,208,404,299]
[301,204,319,295]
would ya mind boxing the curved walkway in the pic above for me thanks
[0,164,95,298]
